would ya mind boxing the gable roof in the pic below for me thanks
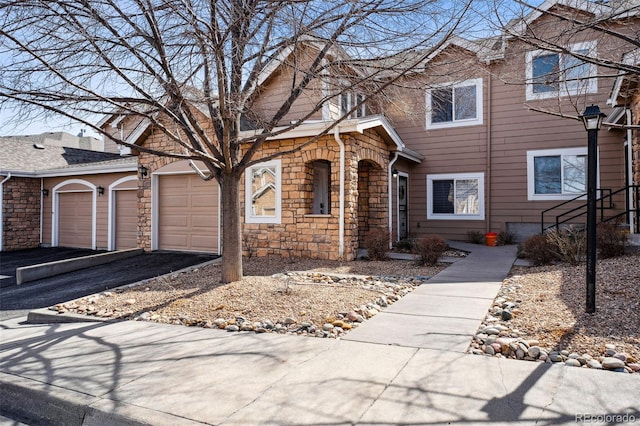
[0,136,135,176]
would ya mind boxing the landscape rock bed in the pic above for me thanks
[470,254,640,375]
[49,260,438,339]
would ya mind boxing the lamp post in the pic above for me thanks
[580,105,606,314]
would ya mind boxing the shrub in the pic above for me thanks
[521,234,557,266]
[545,226,585,266]
[414,234,447,266]
[497,230,515,245]
[466,230,485,244]
[597,220,627,259]
[364,229,390,261]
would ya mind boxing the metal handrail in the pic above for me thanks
[541,185,640,233]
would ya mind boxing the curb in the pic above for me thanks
[0,372,204,426]
[17,249,143,285]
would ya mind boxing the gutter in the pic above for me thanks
[0,173,11,251]
[334,128,346,259]
[627,109,635,234]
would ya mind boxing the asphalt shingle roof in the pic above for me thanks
[0,136,135,173]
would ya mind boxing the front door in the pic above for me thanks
[398,175,408,239]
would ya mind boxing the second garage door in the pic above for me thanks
[158,174,219,253]
[58,191,92,248]
[114,189,138,249]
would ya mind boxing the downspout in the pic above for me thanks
[388,152,399,248]
[334,127,345,259]
[485,73,492,232]
[0,173,11,251]
[626,109,635,234]
[40,178,44,246]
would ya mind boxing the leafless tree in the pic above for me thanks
[0,0,474,283]
[489,0,640,124]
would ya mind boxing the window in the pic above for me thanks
[245,160,281,223]
[527,148,594,200]
[526,41,597,100]
[339,92,366,118]
[426,78,483,129]
[312,161,330,215]
[427,173,485,220]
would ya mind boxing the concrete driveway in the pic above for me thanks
[0,248,216,321]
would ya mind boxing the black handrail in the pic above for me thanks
[541,188,612,233]
[541,185,640,233]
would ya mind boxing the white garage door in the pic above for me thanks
[58,192,92,248]
[158,174,219,252]
[115,189,138,249]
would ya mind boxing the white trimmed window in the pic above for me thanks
[245,160,282,223]
[427,173,485,220]
[526,41,597,100]
[527,147,595,200]
[339,92,366,118]
[426,78,483,129]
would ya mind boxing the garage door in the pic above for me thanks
[58,192,92,248]
[158,174,219,252]
[115,190,137,249]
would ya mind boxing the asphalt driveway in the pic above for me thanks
[0,248,216,321]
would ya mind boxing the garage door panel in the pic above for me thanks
[115,190,137,249]
[58,192,92,248]
[158,174,219,252]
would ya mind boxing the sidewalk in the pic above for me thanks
[1,244,639,425]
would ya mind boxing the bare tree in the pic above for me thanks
[489,0,640,124]
[0,0,473,283]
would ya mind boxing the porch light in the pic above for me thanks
[392,169,398,179]
[138,164,148,178]
[580,104,606,131]
[42,188,49,197]
[97,186,105,196]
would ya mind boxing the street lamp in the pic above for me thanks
[580,105,606,314]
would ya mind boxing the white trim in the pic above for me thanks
[526,147,597,201]
[107,175,138,251]
[525,41,598,101]
[151,173,159,251]
[426,78,484,129]
[51,179,97,249]
[245,160,282,224]
[427,172,485,221]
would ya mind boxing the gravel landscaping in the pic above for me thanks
[50,246,639,374]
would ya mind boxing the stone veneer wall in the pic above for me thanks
[137,125,391,260]
[2,177,41,250]
[632,92,640,188]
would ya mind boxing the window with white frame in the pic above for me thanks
[427,173,485,220]
[526,41,597,100]
[426,78,483,129]
[339,92,366,118]
[527,147,593,200]
[245,160,282,223]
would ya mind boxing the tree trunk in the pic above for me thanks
[220,172,243,283]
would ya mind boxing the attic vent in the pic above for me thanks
[33,143,45,149]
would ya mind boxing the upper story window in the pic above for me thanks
[245,160,281,224]
[527,147,595,201]
[526,41,597,100]
[339,92,366,119]
[426,78,483,129]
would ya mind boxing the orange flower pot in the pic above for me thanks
[485,232,498,247]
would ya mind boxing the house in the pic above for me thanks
[2,0,638,258]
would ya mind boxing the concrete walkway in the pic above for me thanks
[1,244,639,425]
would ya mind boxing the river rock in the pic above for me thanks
[602,357,626,370]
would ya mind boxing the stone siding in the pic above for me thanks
[2,177,41,250]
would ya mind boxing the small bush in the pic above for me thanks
[497,230,515,245]
[597,221,627,259]
[522,234,557,266]
[364,229,390,261]
[414,234,447,266]
[466,230,485,244]
[546,227,585,265]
